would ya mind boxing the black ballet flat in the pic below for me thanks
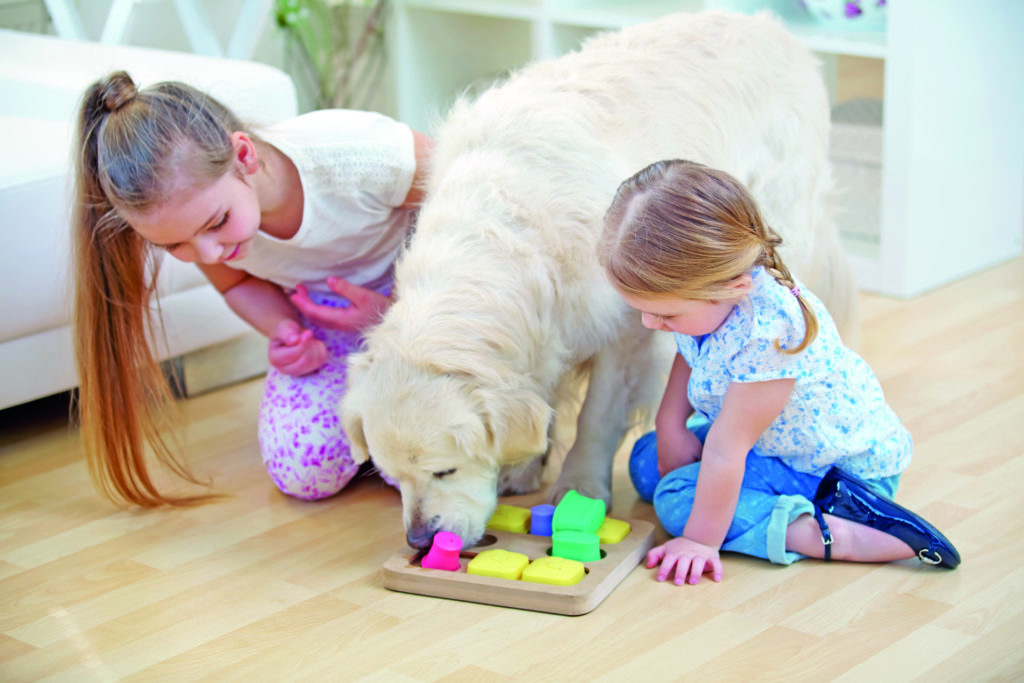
[811,466,961,569]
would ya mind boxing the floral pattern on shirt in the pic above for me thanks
[675,266,912,479]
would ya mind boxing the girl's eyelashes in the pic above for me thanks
[155,212,228,252]
[208,212,229,231]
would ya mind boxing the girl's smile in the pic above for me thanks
[124,159,262,265]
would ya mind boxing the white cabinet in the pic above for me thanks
[389,0,1024,297]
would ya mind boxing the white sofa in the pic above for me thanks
[0,29,297,409]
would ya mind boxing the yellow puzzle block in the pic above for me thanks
[597,518,631,544]
[521,556,586,586]
[487,504,531,533]
[466,549,530,580]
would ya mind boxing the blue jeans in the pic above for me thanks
[629,416,900,565]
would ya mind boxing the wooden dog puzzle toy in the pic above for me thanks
[381,491,655,615]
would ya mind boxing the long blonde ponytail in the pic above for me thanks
[72,71,241,505]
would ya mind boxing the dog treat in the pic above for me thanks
[529,503,556,536]
[420,531,462,571]
[552,490,606,533]
[467,549,530,580]
[487,504,532,533]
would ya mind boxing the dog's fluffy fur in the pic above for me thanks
[342,11,856,548]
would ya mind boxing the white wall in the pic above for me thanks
[8,0,395,116]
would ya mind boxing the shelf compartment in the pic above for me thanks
[392,8,534,131]
[546,0,703,30]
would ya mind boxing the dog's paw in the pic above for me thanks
[497,457,545,496]
[546,476,612,511]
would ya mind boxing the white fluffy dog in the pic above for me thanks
[342,11,855,548]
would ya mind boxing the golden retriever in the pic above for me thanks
[342,10,855,548]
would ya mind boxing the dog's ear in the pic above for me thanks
[343,406,370,465]
[478,385,552,461]
[340,352,372,465]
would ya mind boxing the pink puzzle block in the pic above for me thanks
[421,531,463,571]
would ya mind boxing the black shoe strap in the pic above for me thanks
[813,506,833,562]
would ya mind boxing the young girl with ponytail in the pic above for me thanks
[599,159,959,585]
[73,71,432,507]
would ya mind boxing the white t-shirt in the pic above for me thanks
[226,109,417,294]
[675,266,912,479]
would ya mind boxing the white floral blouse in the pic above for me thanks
[675,266,912,479]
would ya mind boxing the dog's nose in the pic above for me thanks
[406,527,435,549]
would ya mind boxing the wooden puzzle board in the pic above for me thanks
[381,519,655,616]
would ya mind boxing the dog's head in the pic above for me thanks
[341,322,552,549]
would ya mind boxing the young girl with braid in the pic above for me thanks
[599,159,960,585]
[73,71,432,506]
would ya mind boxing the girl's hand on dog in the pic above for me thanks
[268,319,327,376]
[656,423,703,476]
[646,536,723,585]
[290,278,392,333]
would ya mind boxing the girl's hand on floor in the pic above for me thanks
[646,536,723,585]
[289,278,393,333]
[268,319,327,376]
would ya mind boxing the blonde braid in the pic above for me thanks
[757,225,818,354]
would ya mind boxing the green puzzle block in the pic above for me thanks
[551,529,601,562]
[552,490,606,533]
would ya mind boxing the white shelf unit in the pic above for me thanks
[389,0,1024,298]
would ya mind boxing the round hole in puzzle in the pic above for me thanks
[471,534,498,548]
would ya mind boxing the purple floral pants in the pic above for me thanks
[257,287,396,500]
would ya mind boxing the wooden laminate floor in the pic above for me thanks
[2,255,1023,681]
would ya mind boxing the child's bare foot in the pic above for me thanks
[786,513,916,562]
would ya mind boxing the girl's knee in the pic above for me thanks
[262,439,360,500]
[652,463,701,537]
[258,380,359,500]
[629,431,660,503]
[655,461,701,493]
